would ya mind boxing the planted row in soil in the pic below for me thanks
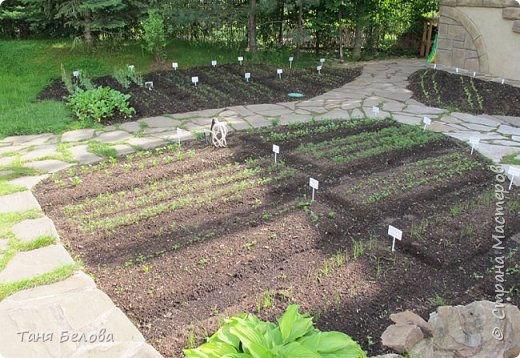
[407,68,520,116]
[34,119,520,357]
[38,64,361,124]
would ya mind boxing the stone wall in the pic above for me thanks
[437,0,520,80]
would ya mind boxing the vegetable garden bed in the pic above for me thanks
[34,119,520,356]
[38,64,361,124]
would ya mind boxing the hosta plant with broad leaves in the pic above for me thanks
[184,304,367,358]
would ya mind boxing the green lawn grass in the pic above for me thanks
[0,39,319,139]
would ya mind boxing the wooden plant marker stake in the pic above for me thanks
[309,178,319,201]
[388,225,403,252]
[172,62,178,70]
[508,166,520,190]
[372,106,380,118]
[277,69,283,79]
[289,56,294,68]
[245,72,251,82]
[317,65,322,74]
[192,76,199,86]
[273,144,279,163]
[177,128,182,145]
[423,116,431,130]
[469,137,480,155]
[145,81,153,90]
[211,60,217,68]
[238,56,244,65]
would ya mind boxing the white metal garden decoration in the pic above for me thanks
[210,118,228,148]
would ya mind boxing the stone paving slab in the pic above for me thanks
[12,217,58,243]
[498,125,520,136]
[126,137,167,150]
[25,160,72,173]
[0,191,41,213]
[119,122,142,133]
[0,272,161,358]
[450,113,501,127]
[20,145,59,162]
[69,145,102,165]
[0,146,23,156]
[112,144,135,157]
[0,156,16,166]
[139,116,181,128]
[0,244,73,283]
[2,134,56,146]
[61,129,96,143]
[8,175,49,190]
[95,131,133,144]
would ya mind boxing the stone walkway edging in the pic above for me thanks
[1,58,520,358]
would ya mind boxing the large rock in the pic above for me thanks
[381,324,424,354]
[390,311,433,336]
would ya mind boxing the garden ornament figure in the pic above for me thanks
[210,118,228,148]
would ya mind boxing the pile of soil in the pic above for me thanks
[407,69,520,116]
[38,64,361,124]
[34,120,520,356]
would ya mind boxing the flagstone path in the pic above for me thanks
[0,58,519,357]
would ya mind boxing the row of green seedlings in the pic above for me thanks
[71,160,295,234]
[420,69,443,104]
[459,76,484,110]
[297,124,444,164]
[345,152,484,203]
[257,118,386,142]
[52,144,193,187]
[315,235,383,283]
[63,159,262,219]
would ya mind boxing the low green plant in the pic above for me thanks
[270,118,281,127]
[184,304,366,358]
[352,239,364,259]
[87,141,117,158]
[66,87,135,122]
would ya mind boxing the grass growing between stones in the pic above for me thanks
[0,262,81,300]
[87,140,117,158]
[0,181,26,196]
[502,153,520,166]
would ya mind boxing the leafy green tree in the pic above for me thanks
[142,10,167,62]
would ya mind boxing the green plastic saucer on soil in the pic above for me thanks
[288,92,304,98]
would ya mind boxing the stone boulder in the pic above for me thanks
[381,323,424,354]
[390,310,433,336]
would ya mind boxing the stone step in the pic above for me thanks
[0,191,41,213]
[505,0,520,7]
[0,244,73,283]
[11,217,59,243]
[513,20,520,33]
[503,7,520,20]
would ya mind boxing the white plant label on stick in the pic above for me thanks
[508,166,520,190]
[277,69,283,79]
[388,225,403,252]
[145,81,153,90]
[172,62,178,70]
[177,127,182,145]
[309,178,319,201]
[372,106,380,117]
[128,65,135,71]
[272,144,280,163]
[211,60,217,67]
[455,67,459,73]
[320,58,325,65]
[501,79,505,85]
[72,70,80,78]
[245,72,251,82]
[238,56,244,65]
[469,137,480,155]
[473,71,476,78]
[289,56,294,68]
[423,116,432,130]
[317,65,322,74]
[192,76,199,86]
[433,64,437,70]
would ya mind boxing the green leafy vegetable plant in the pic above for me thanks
[184,304,366,358]
[66,87,135,122]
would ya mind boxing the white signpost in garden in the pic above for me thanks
[177,127,182,145]
[277,69,283,79]
[433,64,437,70]
[372,106,380,118]
[238,56,244,65]
[289,56,294,68]
[508,166,520,190]
[192,76,199,86]
[317,66,322,74]
[245,72,251,82]
[172,62,178,70]
[388,225,403,252]
[72,70,80,79]
[309,178,319,201]
[273,144,279,163]
[473,71,476,78]
[211,60,217,68]
[501,79,505,85]
[423,116,432,130]
[469,137,480,155]
[320,58,325,65]
[455,67,459,73]
[145,81,153,90]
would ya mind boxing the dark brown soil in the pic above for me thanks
[37,64,361,125]
[407,69,520,116]
[34,120,520,357]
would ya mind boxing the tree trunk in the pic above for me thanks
[296,1,303,59]
[248,0,257,53]
[338,6,344,63]
[83,13,93,51]
[352,18,363,60]
[278,0,284,44]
